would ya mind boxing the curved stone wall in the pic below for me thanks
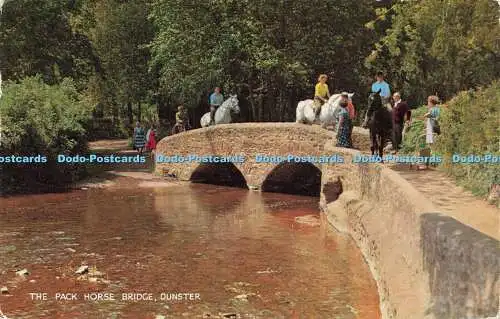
[320,144,499,319]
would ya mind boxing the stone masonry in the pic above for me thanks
[155,123,370,189]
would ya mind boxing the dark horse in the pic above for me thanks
[362,90,393,157]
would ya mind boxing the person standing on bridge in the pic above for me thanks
[341,92,356,145]
[209,87,224,126]
[314,74,331,119]
[336,100,352,148]
[391,92,411,153]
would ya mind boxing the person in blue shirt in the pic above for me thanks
[209,87,224,126]
[371,72,391,108]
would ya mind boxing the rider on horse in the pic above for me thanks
[175,105,190,131]
[209,87,224,126]
[314,74,330,119]
[371,71,391,110]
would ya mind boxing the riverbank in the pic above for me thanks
[73,140,181,190]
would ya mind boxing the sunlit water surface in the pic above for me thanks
[0,181,380,318]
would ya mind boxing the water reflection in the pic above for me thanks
[0,181,380,318]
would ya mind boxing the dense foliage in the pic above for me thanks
[149,0,377,122]
[75,0,155,124]
[366,0,500,105]
[434,81,500,197]
[399,106,429,154]
[0,77,91,192]
[0,0,96,89]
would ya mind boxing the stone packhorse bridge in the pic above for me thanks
[155,123,369,193]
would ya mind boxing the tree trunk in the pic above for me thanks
[279,90,285,122]
[137,102,142,122]
[127,102,133,126]
[258,94,264,122]
[156,95,161,123]
[248,84,257,122]
[288,89,296,122]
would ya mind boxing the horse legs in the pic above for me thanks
[370,131,377,155]
[378,134,385,158]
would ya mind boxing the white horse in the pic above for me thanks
[200,94,240,127]
[296,93,354,129]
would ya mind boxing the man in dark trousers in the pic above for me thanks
[391,92,411,152]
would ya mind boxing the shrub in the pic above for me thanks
[399,81,499,200]
[400,106,430,154]
[0,76,91,193]
[435,81,500,197]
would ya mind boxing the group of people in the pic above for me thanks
[172,86,224,132]
[133,122,157,156]
[371,72,442,152]
[314,71,442,153]
[134,74,443,158]
[133,87,225,153]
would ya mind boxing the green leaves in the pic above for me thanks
[435,81,500,196]
[0,76,90,154]
[366,0,500,104]
[149,0,376,119]
[0,0,96,89]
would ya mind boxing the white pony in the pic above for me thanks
[200,94,240,127]
[296,93,354,129]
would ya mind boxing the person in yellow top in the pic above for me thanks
[314,74,330,117]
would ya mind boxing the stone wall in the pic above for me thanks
[320,144,500,319]
[421,213,499,319]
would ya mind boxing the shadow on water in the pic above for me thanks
[189,162,248,188]
[261,162,321,197]
[188,162,325,197]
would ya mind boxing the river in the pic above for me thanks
[0,177,380,318]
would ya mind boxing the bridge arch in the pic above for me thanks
[261,161,322,196]
[189,162,247,188]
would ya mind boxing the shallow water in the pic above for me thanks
[0,181,380,318]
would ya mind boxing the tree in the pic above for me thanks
[149,0,376,123]
[76,0,155,123]
[0,0,96,90]
[365,0,500,104]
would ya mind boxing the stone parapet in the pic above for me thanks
[320,144,499,319]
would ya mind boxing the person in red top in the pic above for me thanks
[145,124,157,158]
[341,92,356,144]
[340,92,356,120]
